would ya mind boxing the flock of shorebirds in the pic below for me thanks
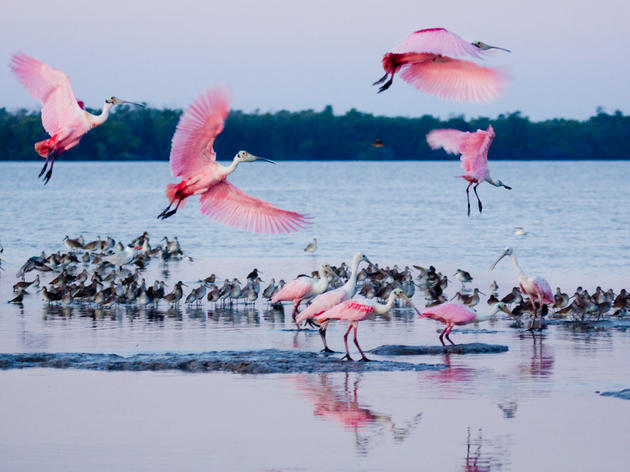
[5,232,629,360]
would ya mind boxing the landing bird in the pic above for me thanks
[10,53,143,184]
[157,87,309,233]
[427,125,511,216]
[417,302,509,346]
[373,28,510,102]
[304,238,317,254]
[296,252,370,352]
[316,288,413,361]
[490,247,553,330]
[271,264,333,325]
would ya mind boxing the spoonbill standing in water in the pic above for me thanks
[10,53,144,184]
[490,247,553,330]
[373,28,510,102]
[316,288,413,361]
[157,87,310,233]
[427,125,511,216]
[417,302,510,346]
[296,252,370,352]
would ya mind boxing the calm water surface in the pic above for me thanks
[0,161,629,471]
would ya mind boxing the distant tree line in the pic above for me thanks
[0,105,628,161]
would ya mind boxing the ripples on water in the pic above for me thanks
[1,161,629,471]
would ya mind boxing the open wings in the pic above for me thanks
[10,53,87,136]
[170,87,230,179]
[199,181,310,234]
[400,57,508,103]
[427,126,495,178]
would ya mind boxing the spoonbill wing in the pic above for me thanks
[271,277,312,303]
[459,126,494,175]
[170,87,230,179]
[426,129,467,155]
[391,28,483,59]
[199,181,310,234]
[10,53,87,136]
[316,299,374,323]
[400,57,508,103]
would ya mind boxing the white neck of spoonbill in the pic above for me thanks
[474,304,501,322]
[313,267,329,292]
[342,254,363,298]
[90,101,115,127]
[509,252,526,278]
[373,292,398,315]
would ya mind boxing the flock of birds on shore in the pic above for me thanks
[4,233,629,361]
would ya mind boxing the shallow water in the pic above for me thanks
[0,161,629,471]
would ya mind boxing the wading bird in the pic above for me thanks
[316,289,413,361]
[157,87,309,233]
[271,264,333,326]
[373,28,510,102]
[10,53,144,184]
[490,247,553,330]
[296,253,370,352]
[417,302,509,346]
[427,125,511,216]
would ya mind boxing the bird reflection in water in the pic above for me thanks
[292,373,422,455]
[519,333,554,379]
[461,428,509,472]
[417,352,477,395]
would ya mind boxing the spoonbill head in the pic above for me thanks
[235,150,275,164]
[489,247,513,271]
[471,41,512,52]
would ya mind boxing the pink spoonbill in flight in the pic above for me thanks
[490,247,553,330]
[316,288,413,361]
[373,28,510,102]
[10,53,144,184]
[157,87,310,233]
[426,124,511,216]
[296,252,370,352]
[416,302,509,346]
[271,264,335,327]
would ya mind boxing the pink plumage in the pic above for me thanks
[316,299,375,323]
[295,289,347,324]
[420,302,476,325]
[427,125,495,182]
[159,86,310,233]
[527,277,554,305]
[374,28,509,103]
[271,277,312,304]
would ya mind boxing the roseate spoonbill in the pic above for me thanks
[157,87,310,233]
[10,53,144,184]
[489,247,553,330]
[271,264,334,326]
[316,288,413,361]
[417,302,509,346]
[296,252,370,352]
[427,125,511,216]
[373,28,510,102]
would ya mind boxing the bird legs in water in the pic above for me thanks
[342,322,370,361]
[157,199,183,220]
[439,324,456,347]
[373,73,394,93]
[319,322,335,353]
[39,150,58,185]
[465,182,483,217]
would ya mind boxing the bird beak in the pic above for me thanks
[248,154,275,164]
[489,251,507,271]
[503,183,512,190]
[112,97,145,107]
[488,45,511,53]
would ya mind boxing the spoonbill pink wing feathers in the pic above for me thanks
[271,277,313,304]
[295,289,347,324]
[315,298,375,323]
[169,87,229,179]
[199,181,309,233]
[10,53,87,138]
[391,28,483,59]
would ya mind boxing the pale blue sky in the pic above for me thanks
[1,0,628,120]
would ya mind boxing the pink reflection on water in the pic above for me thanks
[519,333,555,380]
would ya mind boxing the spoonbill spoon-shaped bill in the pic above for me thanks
[158,87,310,233]
[316,289,413,361]
[489,247,553,330]
[10,53,143,184]
[426,125,511,216]
[417,302,509,346]
[373,28,510,102]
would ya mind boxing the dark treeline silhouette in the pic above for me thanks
[1,106,628,161]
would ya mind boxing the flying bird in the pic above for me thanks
[427,125,511,216]
[373,28,510,102]
[10,53,143,184]
[490,247,553,330]
[157,87,310,233]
